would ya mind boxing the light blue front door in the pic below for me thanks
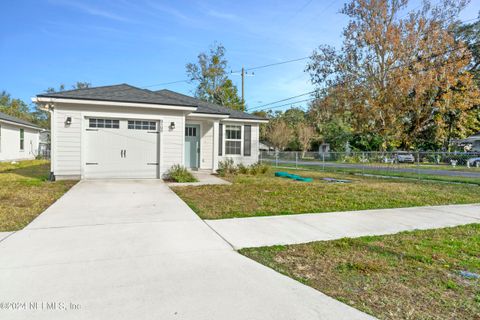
[185,124,200,168]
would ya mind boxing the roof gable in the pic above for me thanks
[36,84,267,121]
[0,111,42,129]
[37,84,196,107]
[154,89,267,120]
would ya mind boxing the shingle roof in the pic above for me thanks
[0,111,42,129]
[37,84,267,121]
[37,84,196,107]
[154,89,267,120]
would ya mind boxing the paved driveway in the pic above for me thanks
[0,180,372,320]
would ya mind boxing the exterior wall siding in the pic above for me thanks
[53,103,186,179]
[0,121,39,161]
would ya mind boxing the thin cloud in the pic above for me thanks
[145,2,201,26]
[206,9,238,21]
[48,0,133,22]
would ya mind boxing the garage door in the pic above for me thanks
[84,118,159,179]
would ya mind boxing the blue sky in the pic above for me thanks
[1,0,479,112]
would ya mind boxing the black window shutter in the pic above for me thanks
[218,123,223,156]
[244,125,251,156]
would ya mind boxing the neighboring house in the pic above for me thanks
[0,111,42,162]
[39,130,51,158]
[456,133,480,152]
[33,84,268,180]
[259,141,275,151]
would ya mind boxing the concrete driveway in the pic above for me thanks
[0,180,372,320]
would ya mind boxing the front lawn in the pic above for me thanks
[240,224,480,320]
[172,169,480,219]
[0,160,77,231]
[277,162,480,185]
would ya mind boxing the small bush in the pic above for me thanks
[217,159,269,177]
[249,162,269,175]
[165,164,197,183]
[237,163,249,174]
[217,158,237,176]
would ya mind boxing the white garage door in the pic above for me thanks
[84,118,159,179]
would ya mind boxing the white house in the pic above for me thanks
[456,132,480,152]
[0,112,42,162]
[33,84,268,180]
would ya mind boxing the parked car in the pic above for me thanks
[395,152,415,163]
[467,157,480,167]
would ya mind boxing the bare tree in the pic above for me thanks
[266,119,293,151]
[297,123,316,157]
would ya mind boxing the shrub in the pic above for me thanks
[217,159,270,176]
[165,164,197,183]
[217,158,237,176]
[249,162,269,175]
[237,163,249,174]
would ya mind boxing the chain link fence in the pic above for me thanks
[260,150,480,184]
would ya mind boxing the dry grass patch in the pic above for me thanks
[0,160,77,231]
[240,224,480,320]
[172,169,480,219]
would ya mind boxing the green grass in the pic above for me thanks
[240,224,480,320]
[0,160,77,231]
[277,162,480,185]
[172,169,480,219]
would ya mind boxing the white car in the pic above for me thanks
[395,152,415,163]
[467,157,480,167]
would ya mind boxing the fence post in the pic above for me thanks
[295,152,298,169]
[416,150,420,180]
[322,152,325,171]
[275,152,278,167]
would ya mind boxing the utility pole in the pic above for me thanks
[231,66,253,111]
[241,66,245,107]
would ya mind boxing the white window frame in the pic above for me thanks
[127,120,157,130]
[224,124,242,156]
[89,118,120,129]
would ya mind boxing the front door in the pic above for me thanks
[184,124,200,168]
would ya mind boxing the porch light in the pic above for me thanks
[169,122,175,130]
[65,117,72,125]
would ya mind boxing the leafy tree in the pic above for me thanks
[252,110,269,141]
[307,0,479,151]
[186,42,244,111]
[46,82,91,93]
[0,91,32,122]
[455,14,480,81]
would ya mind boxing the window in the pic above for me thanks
[128,120,156,130]
[20,129,24,151]
[225,125,241,155]
[89,118,119,129]
[185,127,197,137]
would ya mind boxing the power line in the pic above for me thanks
[231,56,310,73]
[143,80,190,88]
[256,97,317,112]
[249,91,316,111]
[252,41,479,112]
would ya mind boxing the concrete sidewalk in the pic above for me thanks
[166,171,231,187]
[206,204,480,249]
[0,180,373,320]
